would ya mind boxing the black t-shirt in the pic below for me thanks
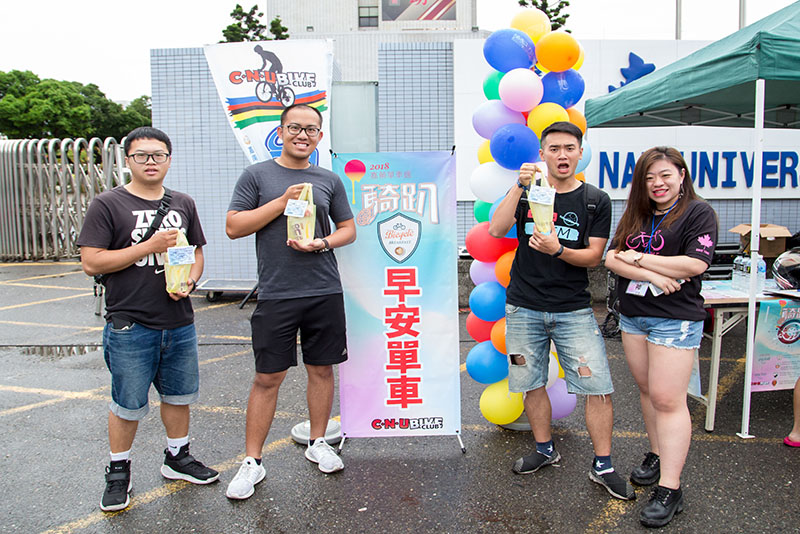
[616,200,717,321]
[506,183,612,312]
[77,186,206,329]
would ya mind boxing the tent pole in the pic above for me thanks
[738,78,764,439]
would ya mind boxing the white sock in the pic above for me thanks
[110,449,131,463]
[167,436,189,456]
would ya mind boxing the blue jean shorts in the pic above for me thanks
[505,305,614,396]
[619,314,703,350]
[103,321,200,421]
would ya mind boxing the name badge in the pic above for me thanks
[167,246,196,265]
[284,199,309,217]
[625,280,649,297]
[649,279,685,297]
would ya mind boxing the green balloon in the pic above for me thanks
[473,200,492,222]
[482,70,504,101]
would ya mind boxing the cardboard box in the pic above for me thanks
[729,224,792,257]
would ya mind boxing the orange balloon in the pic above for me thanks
[510,9,552,43]
[535,31,581,72]
[495,249,515,287]
[575,172,585,182]
[566,107,587,134]
[490,317,507,354]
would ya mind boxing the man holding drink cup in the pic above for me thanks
[489,121,634,501]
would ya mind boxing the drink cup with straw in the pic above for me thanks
[527,164,555,235]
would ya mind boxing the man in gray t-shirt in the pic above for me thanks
[225,104,356,500]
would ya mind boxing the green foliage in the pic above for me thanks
[269,16,289,40]
[0,70,151,140]
[518,0,570,31]
[221,4,289,42]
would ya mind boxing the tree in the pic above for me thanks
[518,0,570,31]
[221,4,289,42]
[0,69,150,139]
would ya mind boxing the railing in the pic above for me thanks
[0,138,127,260]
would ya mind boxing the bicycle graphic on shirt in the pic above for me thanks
[253,45,296,107]
[625,230,665,252]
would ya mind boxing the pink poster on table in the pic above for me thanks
[752,299,800,392]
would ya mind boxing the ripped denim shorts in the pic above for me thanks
[619,314,703,350]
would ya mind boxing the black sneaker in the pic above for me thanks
[631,452,660,486]
[512,450,561,474]
[640,485,684,528]
[589,465,636,500]
[101,460,131,512]
[160,444,219,484]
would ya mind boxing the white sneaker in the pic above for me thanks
[305,438,344,473]
[225,457,266,500]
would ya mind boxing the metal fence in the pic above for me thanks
[0,138,127,261]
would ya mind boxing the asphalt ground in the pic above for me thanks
[0,261,798,534]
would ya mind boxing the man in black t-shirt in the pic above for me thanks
[78,127,218,513]
[489,121,634,501]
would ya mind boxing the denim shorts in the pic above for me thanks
[103,321,200,421]
[619,314,703,350]
[505,305,614,395]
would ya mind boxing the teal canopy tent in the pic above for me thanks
[585,0,800,439]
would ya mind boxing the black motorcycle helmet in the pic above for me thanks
[772,247,800,290]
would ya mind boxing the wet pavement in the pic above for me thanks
[0,261,798,534]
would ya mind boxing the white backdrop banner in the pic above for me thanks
[204,40,333,168]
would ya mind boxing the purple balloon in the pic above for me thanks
[472,100,526,139]
[547,378,577,420]
[540,69,586,110]
[470,259,498,286]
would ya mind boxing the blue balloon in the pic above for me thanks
[469,281,506,322]
[540,70,586,109]
[466,341,509,384]
[489,196,516,238]
[576,139,592,174]
[490,124,541,171]
[483,29,536,73]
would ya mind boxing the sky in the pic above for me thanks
[0,0,795,103]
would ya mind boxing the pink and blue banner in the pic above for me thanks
[752,299,800,392]
[333,152,460,438]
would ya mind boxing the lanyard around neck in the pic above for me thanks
[647,199,678,254]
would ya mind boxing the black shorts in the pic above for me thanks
[250,293,348,373]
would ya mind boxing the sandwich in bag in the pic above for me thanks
[286,182,316,245]
[165,230,195,294]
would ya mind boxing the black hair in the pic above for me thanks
[124,127,172,155]
[540,121,583,147]
[280,104,323,126]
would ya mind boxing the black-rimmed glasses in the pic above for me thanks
[128,152,170,164]
[283,124,320,137]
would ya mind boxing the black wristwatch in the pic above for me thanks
[517,180,528,190]
[552,245,564,258]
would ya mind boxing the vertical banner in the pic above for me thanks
[333,152,460,438]
[752,300,800,392]
[203,40,333,168]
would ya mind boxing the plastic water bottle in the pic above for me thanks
[732,255,743,291]
[757,256,767,294]
[742,256,751,291]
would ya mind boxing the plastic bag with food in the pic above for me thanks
[286,183,316,245]
[165,230,195,294]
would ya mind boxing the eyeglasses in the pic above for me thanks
[128,152,170,164]
[283,124,320,137]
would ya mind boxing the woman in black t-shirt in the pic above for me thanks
[605,147,717,528]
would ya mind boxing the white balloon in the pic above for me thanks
[470,162,520,203]
[499,68,544,112]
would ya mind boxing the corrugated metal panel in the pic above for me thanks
[291,30,489,82]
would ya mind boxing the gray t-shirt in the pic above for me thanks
[228,159,353,300]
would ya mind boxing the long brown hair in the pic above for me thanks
[612,146,699,252]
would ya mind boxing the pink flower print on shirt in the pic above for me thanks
[696,234,714,255]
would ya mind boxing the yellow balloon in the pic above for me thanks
[573,44,585,70]
[477,139,494,164]
[535,31,581,72]
[552,351,565,378]
[527,102,569,138]
[479,379,524,425]
[510,9,552,44]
